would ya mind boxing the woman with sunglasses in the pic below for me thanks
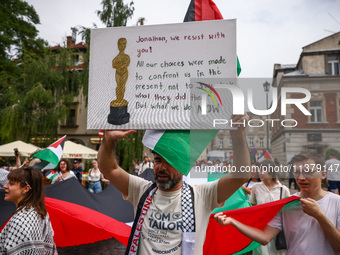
[0,167,57,254]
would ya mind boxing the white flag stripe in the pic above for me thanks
[48,145,63,160]
[142,130,165,150]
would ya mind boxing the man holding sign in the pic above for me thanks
[98,114,250,255]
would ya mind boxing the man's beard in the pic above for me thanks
[155,170,181,191]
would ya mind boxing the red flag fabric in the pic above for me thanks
[204,196,300,255]
[184,0,223,22]
[45,197,131,247]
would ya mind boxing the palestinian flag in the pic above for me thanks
[0,170,299,251]
[204,196,300,254]
[259,150,273,162]
[142,130,217,176]
[33,136,66,166]
[45,170,58,180]
[0,169,158,247]
[184,0,242,76]
[205,172,261,253]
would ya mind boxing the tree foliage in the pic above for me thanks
[116,130,145,171]
[0,47,84,146]
[325,148,340,160]
[96,0,134,27]
[0,0,45,72]
[95,0,141,171]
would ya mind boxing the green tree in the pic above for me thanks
[325,148,340,160]
[0,0,45,72]
[116,130,144,171]
[95,0,140,171]
[0,47,83,146]
[96,0,134,27]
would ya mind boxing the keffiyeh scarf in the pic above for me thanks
[0,207,57,255]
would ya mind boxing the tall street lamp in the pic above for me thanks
[263,81,270,150]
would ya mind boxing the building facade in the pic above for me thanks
[271,32,340,165]
[52,35,99,149]
[205,113,270,163]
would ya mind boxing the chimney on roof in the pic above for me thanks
[67,36,75,48]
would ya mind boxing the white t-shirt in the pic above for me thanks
[243,180,257,189]
[249,182,290,255]
[269,192,340,255]
[249,181,290,205]
[125,175,222,255]
[326,158,340,181]
[51,171,76,184]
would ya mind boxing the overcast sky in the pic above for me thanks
[26,0,340,108]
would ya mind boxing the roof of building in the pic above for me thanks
[50,42,88,51]
[283,69,305,77]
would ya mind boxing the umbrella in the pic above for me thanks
[0,141,40,157]
[62,141,98,159]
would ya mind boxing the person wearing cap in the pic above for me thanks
[72,159,83,183]
[98,115,251,255]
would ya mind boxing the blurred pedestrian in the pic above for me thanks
[0,149,22,189]
[51,159,76,184]
[326,152,340,194]
[71,159,83,183]
[248,161,290,255]
[88,159,108,193]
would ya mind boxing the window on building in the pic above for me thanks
[310,100,323,122]
[219,137,223,149]
[259,138,264,147]
[248,126,254,132]
[73,54,79,66]
[338,100,340,122]
[249,138,254,147]
[229,137,232,146]
[328,56,339,75]
[66,109,77,126]
[259,125,264,131]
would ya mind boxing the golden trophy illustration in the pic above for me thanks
[108,38,131,125]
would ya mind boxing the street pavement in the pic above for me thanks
[57,238,126,255]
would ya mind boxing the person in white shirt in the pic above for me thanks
[138,156,153,175]
[215,152,340,255]
[98,114,251,255]
[325,152,340,194]
[248,161,290,255]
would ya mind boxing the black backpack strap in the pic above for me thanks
[125,182,157,255]
[280,186,283,199]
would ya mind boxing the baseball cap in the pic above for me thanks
[74,160,79,164]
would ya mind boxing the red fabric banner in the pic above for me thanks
[204,196,300,254]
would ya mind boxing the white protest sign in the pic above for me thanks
[87,19,236,129]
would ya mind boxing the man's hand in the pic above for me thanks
[104,130,136,142]
[300,198,323,219]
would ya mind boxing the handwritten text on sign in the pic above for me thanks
[88,19,236,129]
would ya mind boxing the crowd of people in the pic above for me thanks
[1,128,340,254]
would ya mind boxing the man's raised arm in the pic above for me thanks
[98,130,136,197]
[217,114,251,204]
